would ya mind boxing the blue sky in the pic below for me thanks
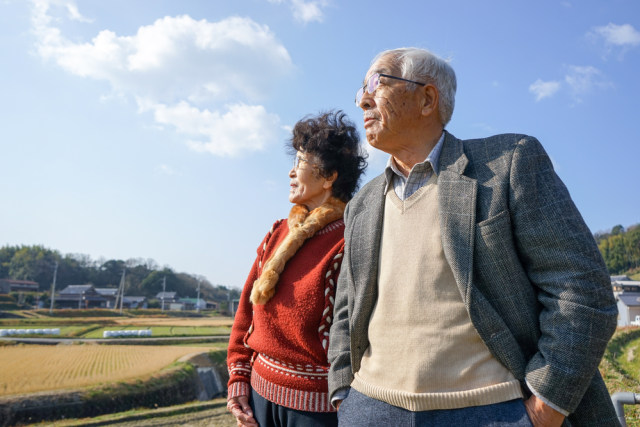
[1,0,639,289]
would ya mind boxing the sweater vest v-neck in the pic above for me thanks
[351,175,522,411]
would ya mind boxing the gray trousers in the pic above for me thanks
[338,388,533,427]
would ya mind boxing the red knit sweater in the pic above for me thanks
[227,218,345,412]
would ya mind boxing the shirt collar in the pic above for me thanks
[383,131,445,190]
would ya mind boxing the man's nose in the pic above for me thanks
[359,89,374,110]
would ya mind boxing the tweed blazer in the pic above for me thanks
[328,132,619,426]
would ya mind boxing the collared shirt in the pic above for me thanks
[383,132,445,200]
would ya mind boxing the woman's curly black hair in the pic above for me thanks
[289,110,368,202]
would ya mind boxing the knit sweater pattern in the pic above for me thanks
[227,218,344,412]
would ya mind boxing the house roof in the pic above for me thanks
[618,293,640,307]
[612,275,632,282]
[156,292,177,299]
[59,284,96,295]
[0,279,39,286]
[95,288,119,296]
[614,280,640,286]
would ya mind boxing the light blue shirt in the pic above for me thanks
[383,132,445,200]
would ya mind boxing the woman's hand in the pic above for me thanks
[227,395,258,427]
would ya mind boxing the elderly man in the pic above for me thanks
[327,47,619,426]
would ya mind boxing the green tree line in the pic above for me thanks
[0,245,240,303]
[595,224,640,275]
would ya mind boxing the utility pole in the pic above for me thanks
[196,280,201,313]
[161,276,166,312]
[49,262,58,314]
[117,269,126,314]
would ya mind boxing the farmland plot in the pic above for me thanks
[0,344,215,396]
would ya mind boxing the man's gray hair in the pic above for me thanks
[372,47,457,126]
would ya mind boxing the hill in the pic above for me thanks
[0,245,240,305]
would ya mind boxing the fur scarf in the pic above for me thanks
[250,197,346,305]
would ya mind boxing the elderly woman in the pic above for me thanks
[226,110,367,427]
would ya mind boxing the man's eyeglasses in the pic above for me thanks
[355,73,426,106]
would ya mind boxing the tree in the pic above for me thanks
[7,245,60,290]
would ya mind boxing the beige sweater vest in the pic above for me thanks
[352,175,523,411]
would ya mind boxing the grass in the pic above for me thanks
[601,328,640,426]
[34,398,234,427]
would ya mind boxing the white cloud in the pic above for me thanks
[528,66,611,103]
[528,79,561,101]
[564,65,611,100]
[30,0,294,156]
[157,164,178,176]
[291,0,326,23]
[267,0,328,23]
[151,102,281,157]
[588,23,640,59]
[592,23,640,47]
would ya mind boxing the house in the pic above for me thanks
[95,288,119,308]
[179,297,207,311]
[122,296,148,309]
[156,291,178,302]
[611,276,640,326]
[612,280,640,296]
[612,275,632,282]
[169,302,185,311]
[0,279,39,294]
[55,284,109,309]
[156,291,178,309]
[617,292,640,327]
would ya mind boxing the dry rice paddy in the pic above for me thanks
[0,344,216,397]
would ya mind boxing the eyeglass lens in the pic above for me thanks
[355,73,380,106]
[293,156,309,170]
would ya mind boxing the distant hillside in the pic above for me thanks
[0,245,240,303]
[595,223,640,276]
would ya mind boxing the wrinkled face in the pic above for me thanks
[288,152,334,210]
[358,55,424,153]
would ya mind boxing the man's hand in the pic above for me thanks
[335,399,342,410]
[227,395,258,427]
[524,395,565,427]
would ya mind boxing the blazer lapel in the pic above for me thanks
[349,175,386,322]
[438,132,477,303]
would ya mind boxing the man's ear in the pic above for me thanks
[323,171,338,189]
[421,84,439,118]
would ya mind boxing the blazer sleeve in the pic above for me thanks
[508,137,617,413]
[328,203,355,398]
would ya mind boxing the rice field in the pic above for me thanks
[0,344,217,397]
